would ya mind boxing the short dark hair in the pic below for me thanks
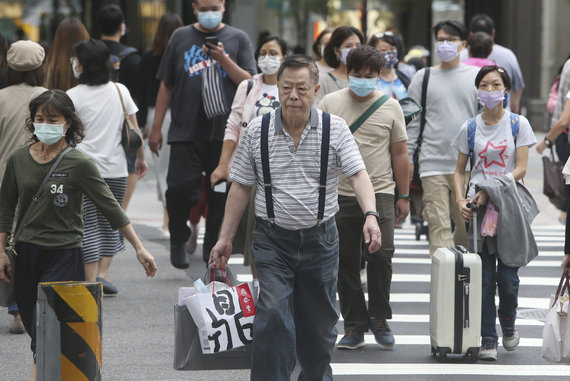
[433,20,468,41]
[468,32,493,58]
[7,66,44,87]
[368,32,398,53]
[474,65,511,92]
[324,26,364,68]
[346,46,382,75]
[470,14,495,36]
[73,39,112,86]
[26,90,85,146]
[312,28,332,58]
[98,5,124,36]
[277,55,319,86]
[256,35,288,59]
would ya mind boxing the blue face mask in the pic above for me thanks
[33,122,65,145]
[349,76,378,97]
[198,11,222,30]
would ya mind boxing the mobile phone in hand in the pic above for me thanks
[205,36,218,47]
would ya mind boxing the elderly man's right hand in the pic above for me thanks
[0,250,12,283]
[209,238,233,270]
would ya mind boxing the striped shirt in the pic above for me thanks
[230,106,365,230]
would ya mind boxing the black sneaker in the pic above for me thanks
[336,331,365,350]
[170,243,189,269]
[369,318,395,349]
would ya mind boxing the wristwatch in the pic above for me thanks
[544,136,553,149]
[363,211,380,224]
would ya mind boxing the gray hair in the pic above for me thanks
[277,55,319,86]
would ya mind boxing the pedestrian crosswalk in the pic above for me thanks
[223,223,569,379]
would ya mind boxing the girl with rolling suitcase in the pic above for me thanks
[452,65,537,361]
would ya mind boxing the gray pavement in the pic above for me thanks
[1,133,567,380]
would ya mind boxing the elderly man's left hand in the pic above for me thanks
[363,217,382,253]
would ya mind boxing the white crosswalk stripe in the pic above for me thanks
[228,223,567,378]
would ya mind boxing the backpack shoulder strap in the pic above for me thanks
[246,79,254,96]
[510,112,520,144]
[117,47,138,61]
[467,117,477,157]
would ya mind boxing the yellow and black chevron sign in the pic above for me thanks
[37,281,102,381]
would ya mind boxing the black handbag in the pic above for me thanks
[0,147,73,307]
[542,149,566,210]
[113,82,142,155]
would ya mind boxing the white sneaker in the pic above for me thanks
[479,346,497,361]
[502,330,520,351]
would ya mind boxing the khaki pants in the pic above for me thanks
[421,174,468,255]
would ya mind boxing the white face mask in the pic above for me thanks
[71,58,81,79]
[257,55,282,75]
[33,122,66,145]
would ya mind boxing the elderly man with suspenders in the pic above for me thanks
[209,55,381,381]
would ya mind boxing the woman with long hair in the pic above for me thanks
[315,26,363,104]
[43,17,90,91]
[67,40,147,294]
[139,13,183,240]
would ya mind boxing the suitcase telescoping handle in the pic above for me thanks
[466,202,478,254]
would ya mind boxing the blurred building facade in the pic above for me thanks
[0,0,565,130]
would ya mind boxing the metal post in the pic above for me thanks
[36,281,103,381]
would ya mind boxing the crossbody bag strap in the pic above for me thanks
[317,112,331,223]
[349,95,390,134]
[112,82,134,131]
[413,68,430,164]
[11,146,73,244]
[260,112,275,223]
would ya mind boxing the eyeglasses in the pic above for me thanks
[374,31,395,38]
[435,37,461,43]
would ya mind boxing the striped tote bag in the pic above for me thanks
[202,62,230,119]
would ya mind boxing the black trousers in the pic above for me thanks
[15,242,85,354]
[166,141,227,262]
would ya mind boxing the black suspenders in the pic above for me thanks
[260,111,331,225]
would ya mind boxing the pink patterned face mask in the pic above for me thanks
[481,200,498,237]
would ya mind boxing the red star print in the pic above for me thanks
[478,141,507,168]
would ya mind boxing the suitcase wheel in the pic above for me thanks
[435,348,449,361]
[466,348,479,363]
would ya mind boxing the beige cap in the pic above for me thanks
[7,40,45,72]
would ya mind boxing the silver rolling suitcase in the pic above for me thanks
[429,208,482,362]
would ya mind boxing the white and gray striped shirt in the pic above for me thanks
[230,106,365,230]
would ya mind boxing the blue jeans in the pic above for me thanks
[251,217,339,381]
[480,246,520,345]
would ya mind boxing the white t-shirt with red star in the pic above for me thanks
[452,110,537,198]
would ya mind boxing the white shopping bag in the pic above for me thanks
[542,271,570,362]
[184,280,256,354]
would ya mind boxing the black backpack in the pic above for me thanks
[110,47,138,81]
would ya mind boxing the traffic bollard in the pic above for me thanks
[36,281,103,381]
